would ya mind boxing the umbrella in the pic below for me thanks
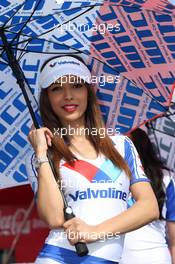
[147,102,175,174]
[0,0,175,188]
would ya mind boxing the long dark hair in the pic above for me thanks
[39,54,131,179]
[130,128,166,219]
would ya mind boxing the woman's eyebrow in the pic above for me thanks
[52,81,62,86]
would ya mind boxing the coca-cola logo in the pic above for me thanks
[0,209,30,236]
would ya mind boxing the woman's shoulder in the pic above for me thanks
[109,133,131,145]
[109,134,132,156]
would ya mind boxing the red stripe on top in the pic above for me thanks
[63,160,99,182]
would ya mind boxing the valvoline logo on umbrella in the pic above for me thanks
[63,159,122,183]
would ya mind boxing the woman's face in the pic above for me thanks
[47,75,88,126]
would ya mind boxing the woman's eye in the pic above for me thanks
[51,86,62,91]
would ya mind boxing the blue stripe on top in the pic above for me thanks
[166,178,175,221]
[124,137,149,185]
[38,244,118,264]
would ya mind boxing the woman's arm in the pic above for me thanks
[28,127,64,228]
[95,181,159,235]
[63,181,159,244]
[167,221,175,264]
[36,159,64,229]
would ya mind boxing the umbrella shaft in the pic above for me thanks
[0,29,68,207]
[0,29,39,128]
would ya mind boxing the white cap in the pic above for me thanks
[39,56,92,89]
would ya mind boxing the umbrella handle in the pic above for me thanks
[64,207,89,256]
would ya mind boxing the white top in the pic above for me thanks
[120,171,175,264]
[26,135,150,262]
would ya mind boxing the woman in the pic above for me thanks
[120,128,175,264]
[27,55,159,264]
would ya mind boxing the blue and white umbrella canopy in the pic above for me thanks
[0,0,175,188]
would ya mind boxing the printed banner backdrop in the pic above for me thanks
[0,205,49,262]
[0,0,175,188]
